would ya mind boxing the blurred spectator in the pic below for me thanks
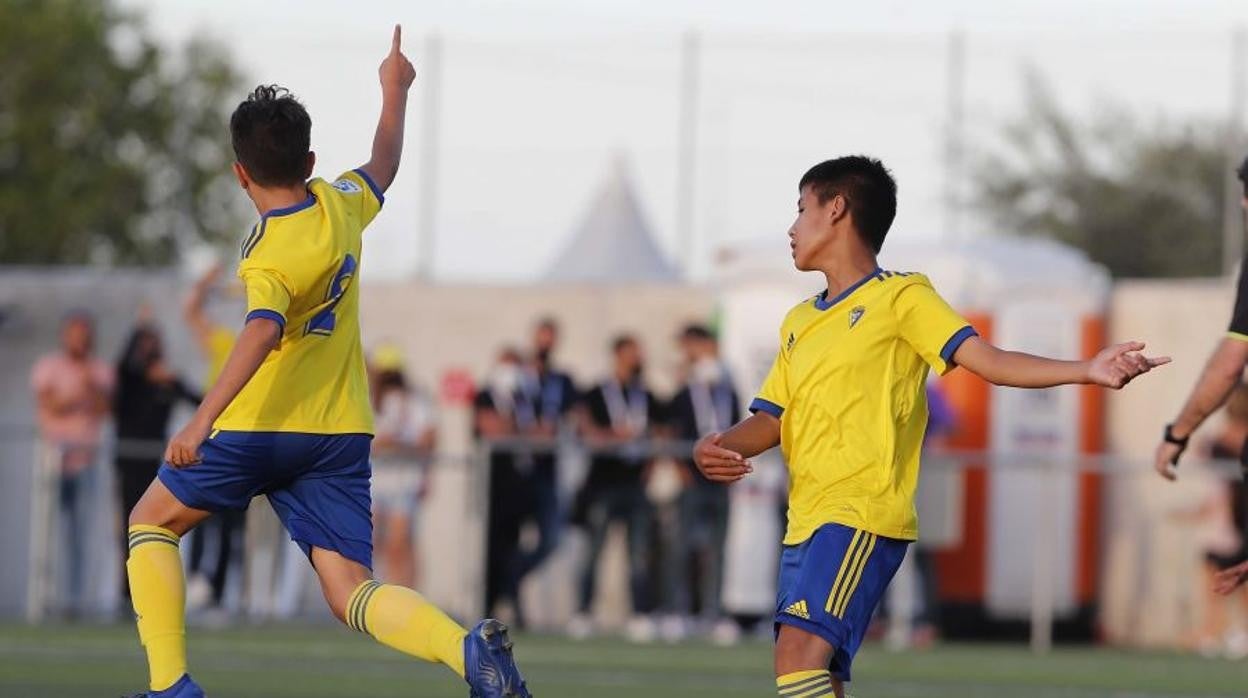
[30,310,114,616]
[1195,383,1248,658]
[876,381,957,648]
[570,334,664,641]
[511,318,578,611]
[113,315,199,600]
[662,324,740,642]
[369,343,437,587]
[475,347,528,620]
[182,265,245,614]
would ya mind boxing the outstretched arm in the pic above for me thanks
[951,336,1169,389]
[358,25,417,194]
[1153,337,1248,479]
[692,411,781,484]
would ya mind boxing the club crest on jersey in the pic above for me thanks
[786,332,796,353]
[331,178,363,194]
[849,306,866,329]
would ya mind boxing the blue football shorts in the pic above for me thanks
[159,430,373,569]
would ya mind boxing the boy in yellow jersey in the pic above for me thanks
[123,26,530,698]
[692,156,1169,698]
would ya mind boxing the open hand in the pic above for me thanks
[380,24,416,93]
[164,419,211,468]
[693,432,752,484]
[1087,341,1170,389]
[1214,560,1248,595]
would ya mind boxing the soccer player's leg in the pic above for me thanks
[269,433,532,697]
[773,524,908,698]
[125,431,267,698]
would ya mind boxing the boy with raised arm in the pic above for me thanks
[123,27,530,698]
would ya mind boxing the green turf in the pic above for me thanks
[0,623,1243,697]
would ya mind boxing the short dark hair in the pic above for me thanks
[1238,155,1248,186]
[680,323,713,341]
[612,334,637,354]
[230,85,312,187]
[799,156,897,253]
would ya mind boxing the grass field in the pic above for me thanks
[0,623,1244,698]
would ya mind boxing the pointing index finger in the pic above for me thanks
[392,24,402,54]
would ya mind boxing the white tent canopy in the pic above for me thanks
[544,157,681,283]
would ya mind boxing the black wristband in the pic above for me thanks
[1164,424,1189,448]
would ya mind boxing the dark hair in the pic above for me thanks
[230,85,312,187]
[536,316,559,333]
[799,156,897,253]
[680,323,713,341]
[376,369,408,393]
[612,334,637,354]
[1238,155,1248,187]
[118,325,163,375]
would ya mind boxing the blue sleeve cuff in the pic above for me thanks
[245,309,286,334]
[353,168,385,207]
[940,325,979,366]
[749,398,785,419]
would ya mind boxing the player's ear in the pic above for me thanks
[232,161,250,191]
[304,151,316,179]
[826,193,848,226]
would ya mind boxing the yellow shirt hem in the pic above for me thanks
[211,420,375,436]
[783,513,918,546]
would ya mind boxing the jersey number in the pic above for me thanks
[305,254,357,336]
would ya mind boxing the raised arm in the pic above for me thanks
[183,263,223,351]
[951,336,1169,389]
[358,25,416,194]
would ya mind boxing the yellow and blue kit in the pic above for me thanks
[160,169,384,569]
[752,267,974,680]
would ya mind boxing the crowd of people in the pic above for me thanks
[474,319,746,642]
[23,271,1248,652]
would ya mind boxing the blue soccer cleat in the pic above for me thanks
[463,619,532,697]
[122,673,205,698]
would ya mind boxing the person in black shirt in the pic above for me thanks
[512,319,578,595]
[663,325,740,638]
[113,320,199,598]
[569,334,663,638]
[1157,155,1248,595]
[475,347,529,621]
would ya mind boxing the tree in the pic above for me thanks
[0,0,246,266]
[973,70,1231,278]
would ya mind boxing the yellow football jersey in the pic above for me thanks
[204,326,236,388]
[214,169,383,435]
[752,269,975,544]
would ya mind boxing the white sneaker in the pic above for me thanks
[711,618,741,646]
[659,614,688,643]
[1225,631,1248,660]
[625,615,657,644]
[566,613,593,640]
[185,573,213,612]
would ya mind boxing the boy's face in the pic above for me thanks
[789,186,844,271]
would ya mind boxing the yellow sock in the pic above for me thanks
[347,580,468,678]
[126,525,186,692]
[777,669,835,697]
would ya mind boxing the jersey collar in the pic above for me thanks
[813,266,882,311]
[262,191,317,219]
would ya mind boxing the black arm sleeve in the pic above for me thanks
[1230,260,1248,336]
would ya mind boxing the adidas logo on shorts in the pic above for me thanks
[783,599,811,620]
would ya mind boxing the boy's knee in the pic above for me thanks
[774,624,834,676]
